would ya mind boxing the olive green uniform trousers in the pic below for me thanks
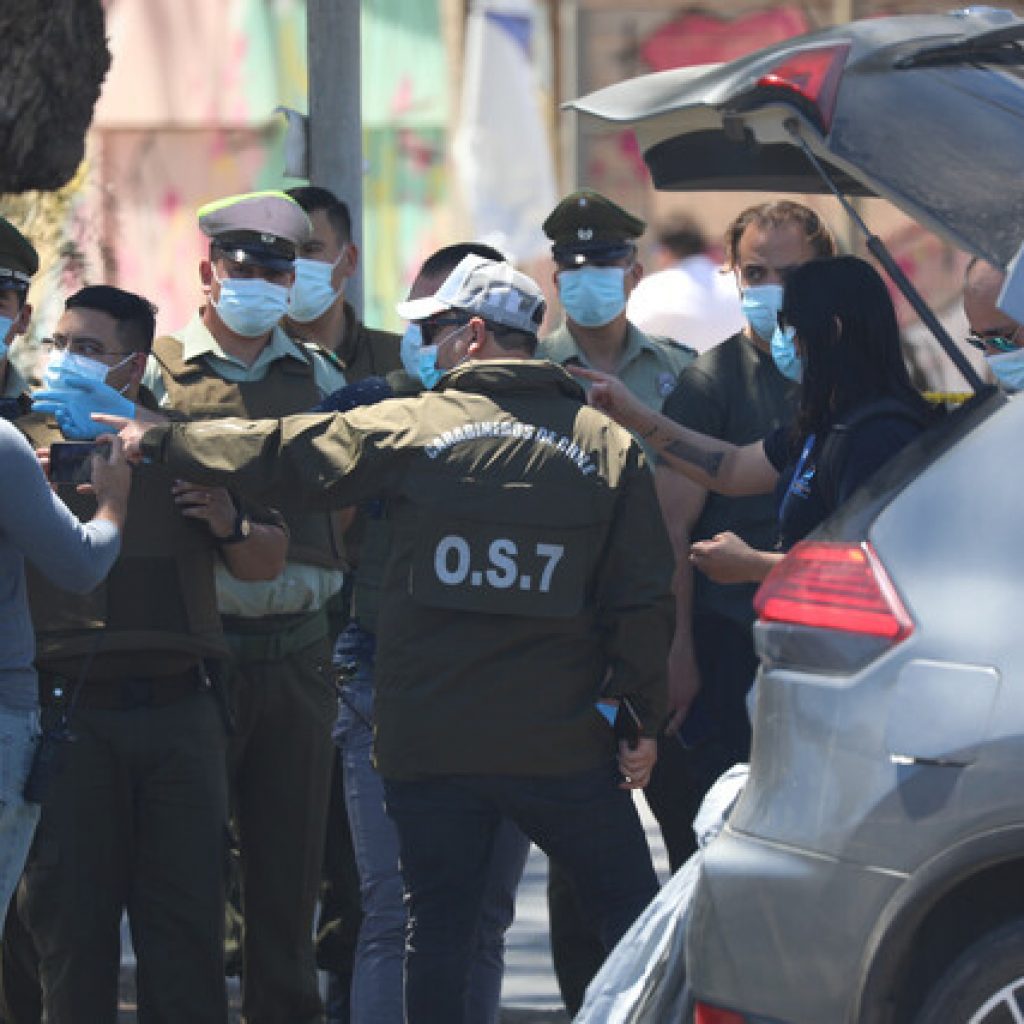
[223,613,336,1024]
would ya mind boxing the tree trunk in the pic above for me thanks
[0,0,110,193]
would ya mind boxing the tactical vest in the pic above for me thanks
[19,413,228,675]
[151,334,346,570]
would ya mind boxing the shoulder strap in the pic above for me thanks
[817,397,934,511]
[300,339,346,374]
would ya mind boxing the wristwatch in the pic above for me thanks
[218,509,252,545]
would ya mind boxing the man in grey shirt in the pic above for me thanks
[0,419,128,909]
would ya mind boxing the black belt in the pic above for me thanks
[221,609,329,663]
[40,667,205,711]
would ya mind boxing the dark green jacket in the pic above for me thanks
[143,360,674,779]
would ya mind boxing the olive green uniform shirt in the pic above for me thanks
[142,360,674,780]
[330,301,404,380]
[538,321,695,410]
[143,311,348,617]
[538,321,695,458]
[0,361,30,421]
[1,361,28,399]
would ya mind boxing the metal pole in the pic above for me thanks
[558,0,580,191]
[308,0,364,314]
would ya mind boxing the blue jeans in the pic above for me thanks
[0,706,40,912]
[383,767,659,1024]
[334,625,530,1024]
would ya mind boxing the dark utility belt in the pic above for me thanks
[39,666,206,711]
[221,609,329,663]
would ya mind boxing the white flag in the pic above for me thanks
[453,0,558,263]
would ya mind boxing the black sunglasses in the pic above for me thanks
[420,315,468,346]
[965,326,1019,354]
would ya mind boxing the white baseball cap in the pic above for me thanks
[396,255,546,335]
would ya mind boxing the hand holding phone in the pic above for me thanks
[618,736,657,791]
[596,696,654,789]
[48,442,105,486]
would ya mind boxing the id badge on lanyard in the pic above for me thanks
[777,432,816,527]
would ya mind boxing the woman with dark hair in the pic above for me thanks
[572,255,934,582]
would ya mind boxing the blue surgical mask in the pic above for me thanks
[770,324,803,382]
[416,347,443,389]
[213,270,290,337]
[0,315,12,361]
[400,323,443,389]
[741,284,785,342]
[558,266,627,328]
[44,347,129,386]
[289,256,343,323]
[986,347,1024,391]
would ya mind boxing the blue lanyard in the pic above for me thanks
[778,432,817,526]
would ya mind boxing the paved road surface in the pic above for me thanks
[117,799,669,1022]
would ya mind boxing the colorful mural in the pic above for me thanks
[361,0,450,329]
[25,0,449,337]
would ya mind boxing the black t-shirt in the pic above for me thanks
[661,332,796,624]
[764,410,927,551]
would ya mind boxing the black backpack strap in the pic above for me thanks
[816,398,934,511]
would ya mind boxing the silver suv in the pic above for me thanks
[571,8,1024,1022]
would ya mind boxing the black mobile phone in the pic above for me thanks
[49,442,104,486]
[614,696,643,750]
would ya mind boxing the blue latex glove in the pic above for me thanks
[32,372,136,440]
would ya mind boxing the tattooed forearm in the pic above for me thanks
[655,438,725,477]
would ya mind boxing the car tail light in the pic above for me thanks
[756,43,851,132]
[754,541,913,643]
[695,1002,748,1024]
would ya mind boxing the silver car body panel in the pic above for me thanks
[569,9,1024,1018]
[688,394,1024,1019]
[688,829,905,1023]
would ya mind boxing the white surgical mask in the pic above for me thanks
[289,256,343,323]
[212,269,290,337]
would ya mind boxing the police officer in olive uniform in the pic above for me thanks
[0,219,39,421]
[282,184,403,1022]
[329,243,530,1024]
[106,255,673,1024]
[141,192,348,1024]
[538,190,696,429]
[284,185,403,380]
[12,285,288,1024]
[538,190,696,1013]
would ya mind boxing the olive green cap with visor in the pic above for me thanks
[543,189,645,267]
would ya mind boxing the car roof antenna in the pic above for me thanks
[784,118,985,393]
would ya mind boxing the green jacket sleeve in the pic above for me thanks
[144,406,410,511]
